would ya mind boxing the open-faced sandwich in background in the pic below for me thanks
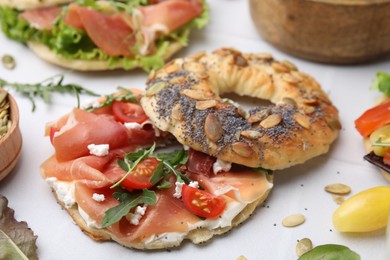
[0,0,208,71]
[355,72,390,182]
[40,88,273,249]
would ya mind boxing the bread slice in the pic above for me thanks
[50,174,273,250]
[28,41,184,71]
[0,0,73,10]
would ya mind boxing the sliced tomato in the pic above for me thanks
[384,150,390,166]
[112,101,148,124]
[181,184,226,219]
[355,100,390,137]
[49,127,59,145]
[187,149,216,176]
[120,158,159,190]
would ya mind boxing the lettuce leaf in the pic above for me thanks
[371,72,390,96]
[0,0,209,71]
[0,195,38,260]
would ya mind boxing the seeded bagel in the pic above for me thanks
[141,48,341,170]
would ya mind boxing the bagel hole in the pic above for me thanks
[220,93,273,112]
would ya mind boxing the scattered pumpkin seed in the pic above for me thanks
[296,238,313,257]
[332,194,345,205]
[236,256,248,260]
[1,54,16,70]
[282,213,305,227]
[325,183,351,195]
[232,142,253,157]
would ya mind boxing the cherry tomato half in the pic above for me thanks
[120,158,159,190]
[355,99,390,137]
[112,101,148,124]
[182,184,226,219]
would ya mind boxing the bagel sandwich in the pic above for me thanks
[40,88,273,249]
[0,0,208,71]
[355,72,390,182]
[141,48,341,171]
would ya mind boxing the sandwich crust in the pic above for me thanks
[141,48,341,170]
[28,41,184,71]
[50,174,273,249]
[0,0,73,10]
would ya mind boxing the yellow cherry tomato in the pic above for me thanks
[333,186,390,232]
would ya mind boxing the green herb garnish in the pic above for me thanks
[299,244,360,260]
[101,188,157,228]
[372,137,390,147]
[111,143,156,189]
[371,72,390,96]
[85,87,138,112]
[0,74,99,111]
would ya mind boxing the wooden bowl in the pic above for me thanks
[249,0,390,64]
[0,90,22,181]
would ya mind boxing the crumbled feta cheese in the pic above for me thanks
[128,205,148,225]
[87,144,109,156]
[124,122,142,130]
[173,181,184,198]
[92,193,105,202]
[81,99,100,110]
[189,181,199,189]
[183,145,190,151]
[213,158,232,174]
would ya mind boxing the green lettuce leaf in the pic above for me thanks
[0,195,38,260]
[371,72,390,96]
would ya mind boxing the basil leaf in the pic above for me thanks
[101,189,157,228]
[299,244,360,260]
[371,72,390,96]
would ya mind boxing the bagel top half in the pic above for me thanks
[141,48,341,170]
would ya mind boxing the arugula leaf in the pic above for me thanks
[85,88,138,112]
[101,189,157,228]
[111,144,156,188]
[0,74,99,111]
[299,244,360,260]
[156,149,188,166]
[372,137,390,147]
[371,72,390,96]
[0,195,38,260]
[150,162,165,185]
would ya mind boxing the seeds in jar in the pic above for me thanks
[0,91,11,139]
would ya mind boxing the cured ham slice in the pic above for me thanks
[51,108,128,161]
[64,5,135,56]
[20,6,62,30]
[188,169,272,203]
[139,0,203,32]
